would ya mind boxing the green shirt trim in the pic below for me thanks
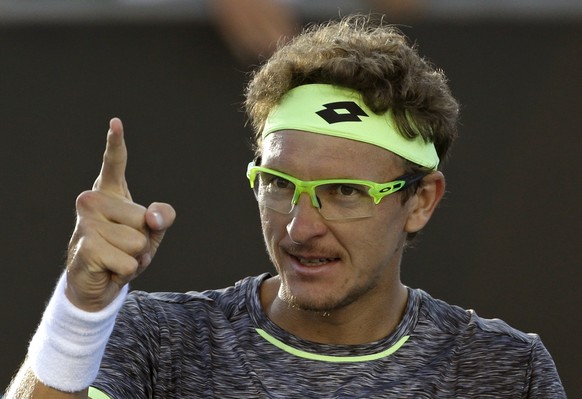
[255,328,410,363]
[88,386,111,399]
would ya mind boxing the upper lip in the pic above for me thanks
[285,249,340,261]
[281,239,342,261]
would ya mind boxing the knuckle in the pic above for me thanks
[75,190,101,211]
[72,216,98,238]
[117,257,140,279]
[103,150,124,168]
[129,232,149,255]
[73,235,98,260]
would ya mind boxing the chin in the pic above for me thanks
[280,285,360,314]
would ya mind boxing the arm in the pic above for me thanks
[4,359,88,399]
[4,118,176,398]
[525,336,566,398]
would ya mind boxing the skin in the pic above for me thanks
[5,118,176,398]
[6,123,443,397]
[212,0,298,63]
[258,130,445,345]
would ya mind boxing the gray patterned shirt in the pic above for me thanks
[91,274,565,398]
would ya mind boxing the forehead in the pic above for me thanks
[260,130,404,179]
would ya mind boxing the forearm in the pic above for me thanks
[4,360,88,399]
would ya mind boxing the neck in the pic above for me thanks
[260,277,409,345]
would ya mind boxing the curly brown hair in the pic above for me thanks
[245,14,459,168]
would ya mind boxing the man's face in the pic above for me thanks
[259,130,417,313]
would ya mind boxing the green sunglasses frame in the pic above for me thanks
[246,161,425,208]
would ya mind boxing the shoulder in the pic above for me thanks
[415,288,535,344]
[98,274,268,387]
[119,273,269,323]
[412,289,565,396]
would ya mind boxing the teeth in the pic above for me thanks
[298,257,333,266]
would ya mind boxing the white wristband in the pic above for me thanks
[27,272,128,392]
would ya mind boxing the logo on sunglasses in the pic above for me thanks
[316,101,369,124]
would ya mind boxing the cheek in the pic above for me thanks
[346,225,393,259]
[260,210,285,244]
[355,205,410,254]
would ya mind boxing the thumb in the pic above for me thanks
[146,202,176,231]
[144,202,176,257]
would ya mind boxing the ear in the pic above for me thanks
[404,171,446,233]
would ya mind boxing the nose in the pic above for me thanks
[286,193,328,244]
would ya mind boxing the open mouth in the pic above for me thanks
[295,256,339,267]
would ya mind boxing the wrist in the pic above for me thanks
[27,272,128,392]
[64,274,120,313]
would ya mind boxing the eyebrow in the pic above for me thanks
[259,165,400,183]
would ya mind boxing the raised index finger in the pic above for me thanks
[93,117,130,197]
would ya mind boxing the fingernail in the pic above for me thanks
[152,211,163,227]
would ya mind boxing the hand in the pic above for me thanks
[212,0,298,63]
[65,118,176,311]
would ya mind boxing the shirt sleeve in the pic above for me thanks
[91,292,161,398]
[525,336,566,398]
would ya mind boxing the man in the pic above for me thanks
[6,15,565,398]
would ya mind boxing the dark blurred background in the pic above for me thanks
[1,0,580,396]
